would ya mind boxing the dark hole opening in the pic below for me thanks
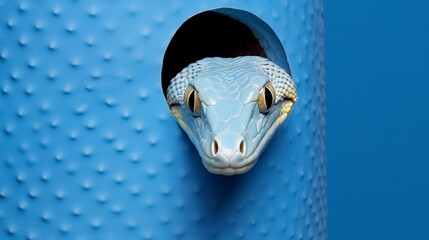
[161,11,267,95]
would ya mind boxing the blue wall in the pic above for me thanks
[0,1,326,239]
[325,0,429,239]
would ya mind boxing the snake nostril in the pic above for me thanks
[239,140,245,155]
[212,140,219,155]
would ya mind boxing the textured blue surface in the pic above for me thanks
[326,0,429,239]
[0,1,325,239]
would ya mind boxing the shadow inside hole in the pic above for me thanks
[161,11,267,95]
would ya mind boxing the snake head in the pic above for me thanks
[166,56,297,175]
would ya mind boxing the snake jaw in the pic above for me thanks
[166,56,297,175]
[203,160,256,175]
[277,100,295,126]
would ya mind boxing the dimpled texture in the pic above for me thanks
[0,1,326,240]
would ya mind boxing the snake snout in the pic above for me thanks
[211,139,245,156]
[209,135,248,169]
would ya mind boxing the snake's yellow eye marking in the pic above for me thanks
[184,85,201,116]
[258,82,276,114]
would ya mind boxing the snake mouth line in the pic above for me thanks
[204,161,256,175]
[202,153,258,175]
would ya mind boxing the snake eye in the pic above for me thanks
[184,85,201,116]
[258,82,276,114]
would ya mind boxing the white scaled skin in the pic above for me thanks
[167,56,297,175]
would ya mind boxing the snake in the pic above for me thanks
[166,56,297,175]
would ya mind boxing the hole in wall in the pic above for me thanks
[161,8,290,96]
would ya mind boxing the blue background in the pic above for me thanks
[1,0,428,239]
[325,0,429,239]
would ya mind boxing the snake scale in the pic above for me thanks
[167,56,297,175]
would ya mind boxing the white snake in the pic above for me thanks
[167,56,297,175]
